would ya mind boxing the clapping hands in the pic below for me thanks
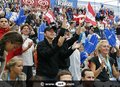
[104,28,116,47]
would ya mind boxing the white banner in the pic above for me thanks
[57,0,73,7]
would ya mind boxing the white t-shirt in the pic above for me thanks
[117,57,120,71]
[21,38,34,66]
[69,49,81,80]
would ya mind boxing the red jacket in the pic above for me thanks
[0,27,10,39]
[6,47,23,63]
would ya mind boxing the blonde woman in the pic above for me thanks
[1,56,26,81]
[90,40,120,81]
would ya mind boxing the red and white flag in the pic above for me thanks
[44,10,55,24]
[85,2,96,26]
[73,14,85,24]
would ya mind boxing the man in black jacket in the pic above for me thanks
[36,25,65,80]
[36,22,82,80]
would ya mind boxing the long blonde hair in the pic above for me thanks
[96,40,109,54]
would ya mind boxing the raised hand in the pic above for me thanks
[62,8,66,18]
[5,12,12,19]
[104,28,116,47]
[28,42,33,48]
[15,8,26,26]
[61,18,68,29]
[84,34,98,54]
[72,42,81,50]
[101,58,106,69]
[80,51,88,64]
[76,27,82,35]
[62,8,66,15]
[57,36,65,47]
[80,34,98,64]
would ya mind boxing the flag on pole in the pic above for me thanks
[73,14,85,25]
[85,2,96,26]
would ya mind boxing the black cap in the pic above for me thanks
[44,22,56,32]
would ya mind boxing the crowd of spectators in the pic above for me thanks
[0,2,120,87]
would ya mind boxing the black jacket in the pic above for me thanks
[36,28,80,78]
[36,29,66,78]
[36,38,61,78]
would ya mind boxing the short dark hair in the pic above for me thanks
[0,31,23,62]
[20,23,31,31]
[81,68,92,78]
[56,70,72,80]
[0,17,9,22]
